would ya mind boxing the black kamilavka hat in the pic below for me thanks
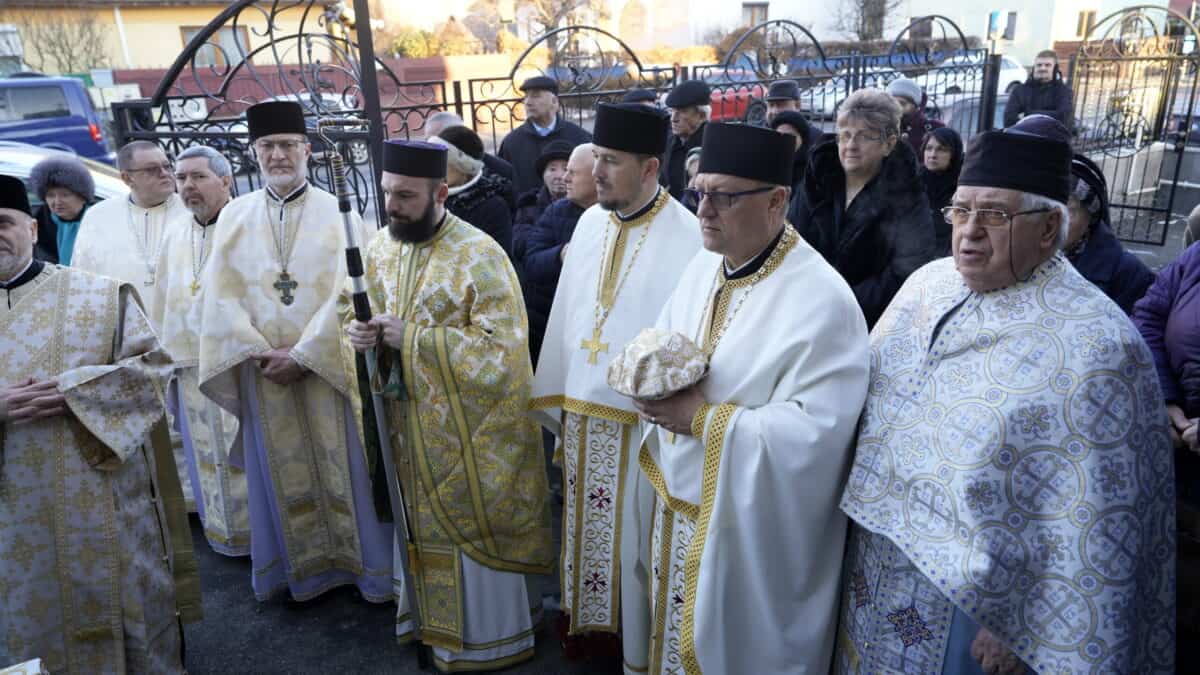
[959,131,1071,204]
[246,101,307,141]
[0,175,31,216]
[593,103,669,156]
[382,140,448,179]
[699,123,796,187]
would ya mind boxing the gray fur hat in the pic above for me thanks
[29,156,95,202]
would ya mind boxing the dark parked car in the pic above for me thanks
[935,92,1009,138]
[0,73,115,164]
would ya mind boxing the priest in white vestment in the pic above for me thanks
[531,102,701,672]
[197,101,392,603]
[151,146,248,557]
[837,131,1175,673]
[0,176,189,674]
[627,123,870,674]
[71,140,194,506]
[347,140,554,672]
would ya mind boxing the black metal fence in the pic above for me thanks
[1068,5,1200,246]
[110,1,1012,225]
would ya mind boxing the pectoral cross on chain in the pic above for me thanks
[190,280,201,296]
[274,272,298,306]
[581,327,609,365]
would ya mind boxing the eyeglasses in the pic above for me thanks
[942,206,1053,229]
[836,130,884,145]
[683,186,775,211]
[127,162,174,176]
[254,139,305,155]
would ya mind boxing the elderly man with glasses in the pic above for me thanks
[835,130,1175,675]
[195,100,393,605]
[73,140,188,321]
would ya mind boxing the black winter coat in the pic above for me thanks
[446,171,515,257]
[789,137,937,327]
[659,122,705,200]
[512,185,556,264]
[498,117,592,196]
[482,153,517,212]
[1068,220,1155,314]
[1003,77,1074,128]
[523,198,587,364]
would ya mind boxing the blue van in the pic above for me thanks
[0,74,115,165]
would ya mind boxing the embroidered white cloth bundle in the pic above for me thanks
[607,328,707,400]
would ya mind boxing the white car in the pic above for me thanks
[915,54,1027,98]
[798,67,903,118]
[0,141,128,208]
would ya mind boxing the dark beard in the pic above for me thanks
[388,199,439,243]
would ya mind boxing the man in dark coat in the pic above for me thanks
[622,88,659,108]
[789,136,935,326]
[513,140,572,267]
[764,79,801,125]
[498,76,592,196]
[659,79,710,199]
[523,143,597,364]
[1003,50,1074,128]
[770,110,824,199]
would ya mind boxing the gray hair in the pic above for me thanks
[427,135,483,177]
[697,104,711,121]
[425,110,465,138]
[1022,191,1070,250]
[177,145,232,179]
[837,88,901,139]
[116,140,163,171]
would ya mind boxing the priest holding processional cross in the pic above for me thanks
[196,100,394,604]
[531,101,702,671]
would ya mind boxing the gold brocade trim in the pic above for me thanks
[699,226,798,354]
[569,414,588,631]
[431,646,535,673]
[638,446,699,520]
[600,189,669,309]
[681,403,738,675]
[648,506,674,675]
[433,326,501,559]
[690,403,712,439]
[529,395,640,426]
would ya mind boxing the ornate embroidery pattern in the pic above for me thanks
[887,607,934,647]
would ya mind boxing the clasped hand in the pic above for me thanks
[254,347,308,386]
[1,377,67,424]
[347,315,405,353]
[632,387,706,437]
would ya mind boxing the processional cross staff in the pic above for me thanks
[317,118,430,669]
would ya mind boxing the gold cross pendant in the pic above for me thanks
[190,279,200,296]
[580,326,609,365]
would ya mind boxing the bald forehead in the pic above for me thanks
[132,146,167,164]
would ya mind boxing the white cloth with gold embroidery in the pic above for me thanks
[72,193,194,509]
[639,227,870,674]
[0,265,181,674]
[531,191,700,673]
[151,211,248,556]
[197,185,392,602]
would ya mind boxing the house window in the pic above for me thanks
[180,26,249,69]
[1076,10,1097,38]
[742,2,768,26]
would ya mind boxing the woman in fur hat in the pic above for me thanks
[431,125,515,256]
[29,155,96,265]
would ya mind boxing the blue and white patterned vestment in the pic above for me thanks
[837,255,1175,674]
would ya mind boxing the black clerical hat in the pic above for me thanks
[1071,153,1109,216]
[246,101,307,141]
[959,131,1071,204]
[665,80,711,109]
[698,123,795,186]
[770,111,811,136]
[0,175,31,216]
[766,80,800,101]
[382,140,447,179]
[622,88,658,104]
[520,76,558,95]
[593,103,669,156]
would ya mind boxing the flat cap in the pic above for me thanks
[665,80,711,109]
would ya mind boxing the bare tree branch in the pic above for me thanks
[834,0,903,42]
[10,10,109,74]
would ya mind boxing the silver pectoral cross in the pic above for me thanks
[274,272,298,306]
